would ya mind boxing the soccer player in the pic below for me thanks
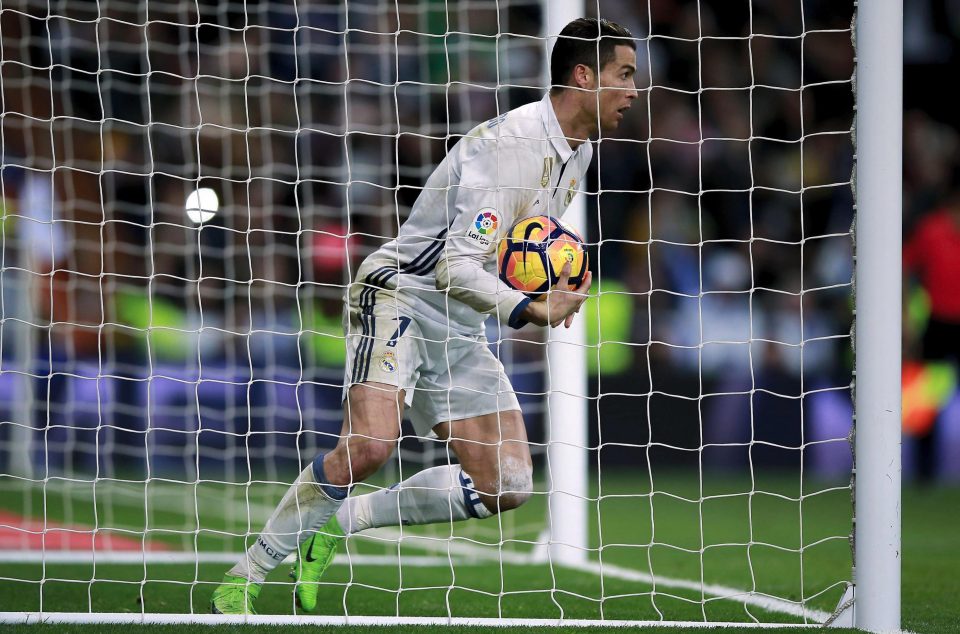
[211,17,638,614]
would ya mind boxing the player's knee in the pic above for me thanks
[492,488,532,513]
[344,439,394,480]
[481,460,533,514]
[325,439,394,484]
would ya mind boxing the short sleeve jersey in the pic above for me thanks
[355,93,594,334]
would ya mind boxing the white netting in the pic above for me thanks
[0,0,855,625]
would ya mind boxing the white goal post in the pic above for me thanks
[544,0,590,569]
[0,0,900,630]
[852,1,902,631]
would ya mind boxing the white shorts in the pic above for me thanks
[342,278,521,437]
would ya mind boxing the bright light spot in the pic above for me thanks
[185,188,219,224]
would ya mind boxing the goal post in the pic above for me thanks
[853,0,902,631]
[543,0,589,569]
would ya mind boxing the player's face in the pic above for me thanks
[596,45,638,131]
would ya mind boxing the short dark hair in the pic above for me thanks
[550,18,635,91]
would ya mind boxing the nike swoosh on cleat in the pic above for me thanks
[305,537,318,563]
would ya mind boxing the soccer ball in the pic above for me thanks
[497,215,588,300]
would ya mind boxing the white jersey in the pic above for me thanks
[354,93,594,335]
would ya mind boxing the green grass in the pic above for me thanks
[0,471,956,633]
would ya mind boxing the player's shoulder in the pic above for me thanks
[463,100,544,150]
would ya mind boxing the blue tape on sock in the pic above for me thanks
[458,469,483,519]
[311,453,349,501]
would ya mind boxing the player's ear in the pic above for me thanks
[572,63,595,90]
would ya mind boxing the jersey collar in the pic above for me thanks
[540,93,575,163]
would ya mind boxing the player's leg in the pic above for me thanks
[213,383,404,614]
[292,324,526,612]
[289,282,425,612]
[290,383,405,612]
[333,409,531,535]
[260,383,404,570]
[334,337,531,533]
[215,275,417,614]
[292,411,526,615]
[437,410,533,514]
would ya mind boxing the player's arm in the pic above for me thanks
[435,142,590,329]
[434,214,532,329]
[435,143,541,328]
[435,254,533,328]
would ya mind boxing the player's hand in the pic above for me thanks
[521,263,592,328]
[556,263,592,328]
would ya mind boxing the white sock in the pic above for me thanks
[230,455,347,583]
[335,465,492,534]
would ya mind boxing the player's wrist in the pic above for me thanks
[520,299,573,328]
[508,297,534,329]
[519,300,547,327]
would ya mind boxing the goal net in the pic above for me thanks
[0,0,860,626]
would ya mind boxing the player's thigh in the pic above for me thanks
[323,383,408,485]
[435,409,532,504]
[340,382,406,442]
[335,285,423,478]
[342,282,426,429]
[343,278,424,400]
[407,334,521,437]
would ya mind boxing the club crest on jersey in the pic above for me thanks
[564,179,577,206]
[540,157,554,187]
[467,209,498,247]
[379,351,397,374]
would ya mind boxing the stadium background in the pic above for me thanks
[0,0,955,485]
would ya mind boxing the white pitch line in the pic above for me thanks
[0,551,462,567]
[565,560,831,625]
[0,612,827,628]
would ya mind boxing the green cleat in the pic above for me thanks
[210,574,261,615]
[292,515,345,613]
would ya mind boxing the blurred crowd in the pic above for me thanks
[0,0,956,479]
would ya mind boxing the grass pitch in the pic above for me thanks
[0,470,957,633]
